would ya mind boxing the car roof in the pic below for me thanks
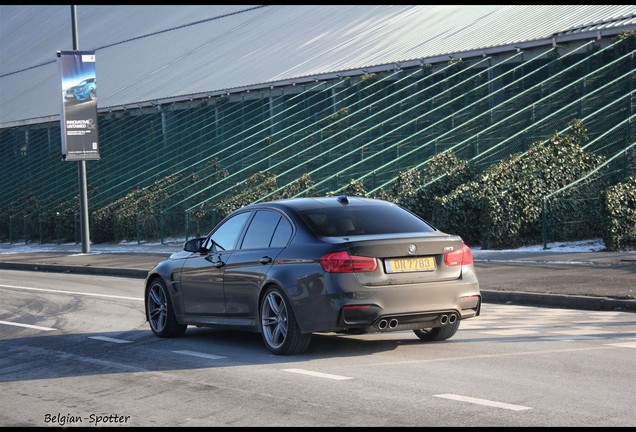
[243,196,394,212]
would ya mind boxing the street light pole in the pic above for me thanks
[70,5,91,254]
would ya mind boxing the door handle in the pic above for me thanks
[214,261,224,268]
[259,256,272,264]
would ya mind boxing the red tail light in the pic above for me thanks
[320,251,377,273]
[444,244,474,266]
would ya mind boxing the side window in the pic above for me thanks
[270,216,292,248]
[241,210,281,249]
[205,211,251,251]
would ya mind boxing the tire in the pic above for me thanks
[146,278,187,338]
[413,319,460,341]
[260,286,311,355]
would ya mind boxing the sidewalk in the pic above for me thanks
[1,240,635,312]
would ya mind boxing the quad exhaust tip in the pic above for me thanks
[440,314,458,325]
[376,313,457,330]
[377,318,399,330]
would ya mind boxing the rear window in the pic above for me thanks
[298,204,435,237]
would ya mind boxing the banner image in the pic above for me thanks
[57,50,100,161]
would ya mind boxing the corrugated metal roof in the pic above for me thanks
[1,5,635,127]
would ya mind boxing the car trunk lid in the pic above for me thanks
[343,232,465,285]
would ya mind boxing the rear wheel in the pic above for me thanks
[260,286,311,355]
[146,278,187,338]
[413,320,460,341]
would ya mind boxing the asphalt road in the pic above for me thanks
[1,270,635,427]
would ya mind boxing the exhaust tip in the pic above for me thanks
[378,319,388,330]
[389,318,398,328]
[440,314,448,325]
[449,313,457,324]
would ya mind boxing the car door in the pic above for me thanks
[180,211,251,315]
[222,210,293,319]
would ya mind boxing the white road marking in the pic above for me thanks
[541,336,596,341]
[88,336,132,343]
[550,328,615,335]
[0,320,56,331]
[0,283,142,301]
[480,329,539,336]
[283,368,352,380]
[434,394,532,411]
[606,341,636,349]
[173,350,226,360]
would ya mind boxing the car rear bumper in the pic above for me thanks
[294,277,481,333]
[338,288,481,329]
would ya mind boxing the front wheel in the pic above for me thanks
[260,286,311,355]
[146,278,187,338]
[413,319,460,341]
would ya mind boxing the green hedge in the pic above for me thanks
[3,121,634,251]
[602,176,636,251]
[434,120,605,248]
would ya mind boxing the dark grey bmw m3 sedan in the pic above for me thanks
[144,195,481,355]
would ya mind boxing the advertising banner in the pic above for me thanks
[57,50,100,161]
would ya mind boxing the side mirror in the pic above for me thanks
[184,237,206,253]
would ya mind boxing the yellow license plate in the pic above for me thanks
[385,256,436,273]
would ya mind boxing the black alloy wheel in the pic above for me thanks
[260,286,311,355]
[146,278,187,338]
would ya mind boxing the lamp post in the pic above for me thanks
[70,5,91,254]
